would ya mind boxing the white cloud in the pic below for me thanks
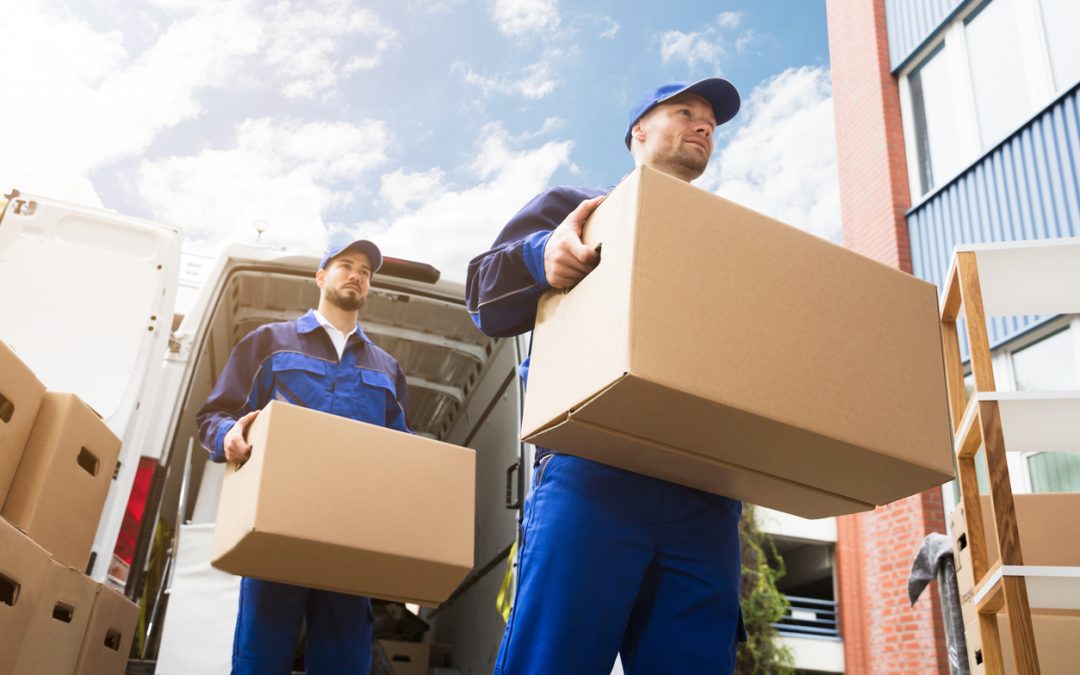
[136,117,390,248]
[263,0,398,99]
[596,16,620,39]
[356,123,573,281]
[717,11,742,29]
[380,168,447,213]
[490,0,560,38]
[456,61,559,99]
[0,0,260,205]
[408,0,462,14]
[659,12,746,70]
[696,66,840,242]
[660,29,724,70]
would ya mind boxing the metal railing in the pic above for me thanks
[773,595,839,639]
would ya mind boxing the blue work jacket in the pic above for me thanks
[197,309,410,462]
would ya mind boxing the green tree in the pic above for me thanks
[737,505,795,674]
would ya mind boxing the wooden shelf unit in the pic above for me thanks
[940,240,1080,675]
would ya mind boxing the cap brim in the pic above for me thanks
[666,77,741,127]
[325,240,383,272]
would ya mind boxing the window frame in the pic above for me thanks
[897,0,1062,204]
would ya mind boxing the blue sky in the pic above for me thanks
[3,0,839,280]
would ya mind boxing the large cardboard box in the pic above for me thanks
[211,401,475,606]
[13,560,97,674]
[952,494,1080,625]
[521,165,953,518]
[0,517,51,675]
[2,393,121,569]
[965,614,1080,675]
[72,582,138,675]
[380,640,429,675]
[0,342,46,505]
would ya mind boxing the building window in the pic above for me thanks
[1039,0,1080,91]
[1011,327,1080,492]
[964,0,1033,148]
[899,0,1074,200]
[1011,327,1079,391]
[909,45,961,194]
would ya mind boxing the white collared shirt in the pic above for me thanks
[313,309,357,359]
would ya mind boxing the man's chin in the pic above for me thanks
[327,291,365,312]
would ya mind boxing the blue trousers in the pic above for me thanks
[495,454,743,675]
[232,577,373,675]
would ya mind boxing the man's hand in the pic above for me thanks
[544,195,605,289]
[223,410,260,463]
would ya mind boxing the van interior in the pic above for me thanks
[136,256,527,673]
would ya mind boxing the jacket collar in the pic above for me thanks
[297,309,373,344]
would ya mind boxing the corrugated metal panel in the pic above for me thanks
[885,0,966,71]
[908,85,1080,358]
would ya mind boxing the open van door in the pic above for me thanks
[0,190,182,580]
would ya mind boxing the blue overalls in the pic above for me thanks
[466,186,744,674]
[197,310,410,675]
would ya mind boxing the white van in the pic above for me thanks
[0,190,531,673]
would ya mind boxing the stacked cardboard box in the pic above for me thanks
[964,614,1080,675]
[522,166,954,519]
[379,640,452,675]
[0,342,137,674]
[0,342,45,504]
[12,560,97,674]
[951,494,1080,626]
[3,392,122,569]
[212,401,476,606]
[0,517,51,675]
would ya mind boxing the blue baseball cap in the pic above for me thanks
[318,239,383,273]
[624,77,741,148]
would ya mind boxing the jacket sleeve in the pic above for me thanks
[195,330,273,463]
[465,187,606,338]
[387,362,411,434]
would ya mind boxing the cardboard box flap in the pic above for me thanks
[564,374,952,505]
[527,411,873,519]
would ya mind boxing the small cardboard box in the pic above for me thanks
[0,341,46,505]
[952,494,1080,625]
[522,165,953,518]
[0,517,51,674]
[380,640,429,675]
[964,614,1080,675]
[211,401,476,606]
[72,582,138,675]
[13,560,97,674]
[2,393,122,569]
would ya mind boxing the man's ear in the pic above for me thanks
[632,119,648,144]
[315,268,326,289]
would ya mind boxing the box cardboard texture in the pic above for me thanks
[952,494,1080,625]
[965,614,1080,675]
[0,517,51,675]
[0,342,46,505]
[73,582,138,675]
[521,166,953,519]
[380,640,430,675]
[13,560,97,675]
[2,393,121,569]
[211,401,475,606]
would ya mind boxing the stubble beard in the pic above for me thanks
[327,287,366,312]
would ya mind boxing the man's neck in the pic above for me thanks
[635,157,696,183]
[316,300,359,333]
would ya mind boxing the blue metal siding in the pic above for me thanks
[885,0,966,71]
[908,85,1080,357]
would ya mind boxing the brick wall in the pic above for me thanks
[826,0,950,672]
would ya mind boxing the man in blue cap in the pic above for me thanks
[197,239,409,674]
[466,78,745,674]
